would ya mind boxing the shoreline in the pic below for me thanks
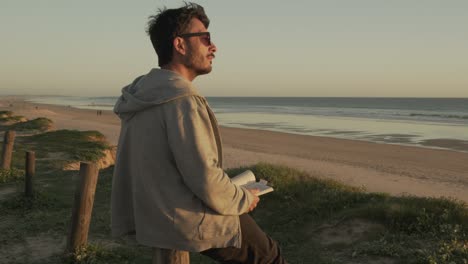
[8,95,468,153]
[1,96,468,203]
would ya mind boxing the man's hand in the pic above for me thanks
[248,189,260,212]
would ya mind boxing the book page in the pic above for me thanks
[231,170,274,196]
[243,181,274,195]
[231,170,256,186]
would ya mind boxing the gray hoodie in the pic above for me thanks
[111,68,255,252]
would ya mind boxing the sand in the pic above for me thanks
[1,96,467,203]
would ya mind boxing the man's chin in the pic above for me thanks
[196,67,213,75]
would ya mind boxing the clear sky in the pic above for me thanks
[1,0,467,97]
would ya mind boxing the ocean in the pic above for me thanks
[26,96,468,152]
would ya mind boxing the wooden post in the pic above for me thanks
[1,130,16,169]
[153,248,190,264]
[25,151,35,197]
[66,162,99,254]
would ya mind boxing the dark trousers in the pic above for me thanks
[201,214,288,264]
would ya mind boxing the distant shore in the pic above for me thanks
[1,96,467,203]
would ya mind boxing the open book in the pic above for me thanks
[231,170,274,196]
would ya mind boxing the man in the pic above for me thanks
[111,3,287,263]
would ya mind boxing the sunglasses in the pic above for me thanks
[178,32,211,45]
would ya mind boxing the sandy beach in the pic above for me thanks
[1,96,467,203]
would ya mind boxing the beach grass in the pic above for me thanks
[1,129,111,176]
[0,115,26,123]
[0,116,51,133]
[1,161,466,264]
[9,117,53,132]
[0,116,467,263]
[0,168,25,183]
[0,110,13,117]
[28,129,111,165]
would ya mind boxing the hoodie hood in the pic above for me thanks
[114,68,200,120]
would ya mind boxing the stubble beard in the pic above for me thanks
[184,45,212,76]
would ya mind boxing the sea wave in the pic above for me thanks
[86,103,114,107]
[409,113,468,120]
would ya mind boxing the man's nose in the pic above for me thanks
[210,42,217,53]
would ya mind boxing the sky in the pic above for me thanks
[1,0,467,97]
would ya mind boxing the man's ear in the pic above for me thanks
[173,37,187,56]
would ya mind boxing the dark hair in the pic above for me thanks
[146,2,210,67]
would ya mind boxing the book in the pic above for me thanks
[231,170,274,196]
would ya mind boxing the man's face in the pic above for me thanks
[182,18,217,77]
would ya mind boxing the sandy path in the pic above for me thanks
[2,97,467,203]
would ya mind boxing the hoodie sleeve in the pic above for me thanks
[165,96,255,215]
